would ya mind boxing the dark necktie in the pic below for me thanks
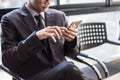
[34,14,44,30]
[35,14,52,62]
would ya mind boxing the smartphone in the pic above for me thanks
[68,20,83,29]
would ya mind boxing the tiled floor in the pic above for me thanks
[0,70,12,80]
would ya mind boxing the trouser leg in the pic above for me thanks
[29,61,84,80]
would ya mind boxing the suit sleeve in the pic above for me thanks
[1,15,45,68]
[62,13,80,58]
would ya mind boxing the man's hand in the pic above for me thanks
[36,25,78,43]
[61,27,78,42]
[36,26,62,42]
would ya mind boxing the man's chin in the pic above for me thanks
[41,10,47,12]
[41,7,49,12]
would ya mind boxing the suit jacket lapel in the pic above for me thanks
[45,10,57,61]
[45,9,56,27]
[24,16,38,32]
[45,10,65,63]
[20,5,38,32]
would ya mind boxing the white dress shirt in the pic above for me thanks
[26,4,46,27]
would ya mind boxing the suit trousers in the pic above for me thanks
[29,61,84,80]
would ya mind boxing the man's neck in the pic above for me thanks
[27,2,40,13]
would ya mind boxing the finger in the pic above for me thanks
[64,33,75,40]
[62,30,75,41]
[60,27,66,30]
[46,27,60,39]
[67,28,78,33]
[62,34,72,42]
[64,28,78,37]
[54,26,62,36]
[46,32,57,43]
[50,34,57,43]
[47,26,62,36]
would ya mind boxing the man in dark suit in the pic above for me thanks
[1,0,84,80]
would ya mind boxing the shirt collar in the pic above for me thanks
[40,12,45,19]
[25,4,45,19]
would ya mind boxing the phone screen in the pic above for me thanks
[68,20,83,28]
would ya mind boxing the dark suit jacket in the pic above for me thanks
[1,5,79,79]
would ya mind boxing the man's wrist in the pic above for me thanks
[36,30,45,40]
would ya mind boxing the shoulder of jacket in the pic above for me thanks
[47,8,65,15]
